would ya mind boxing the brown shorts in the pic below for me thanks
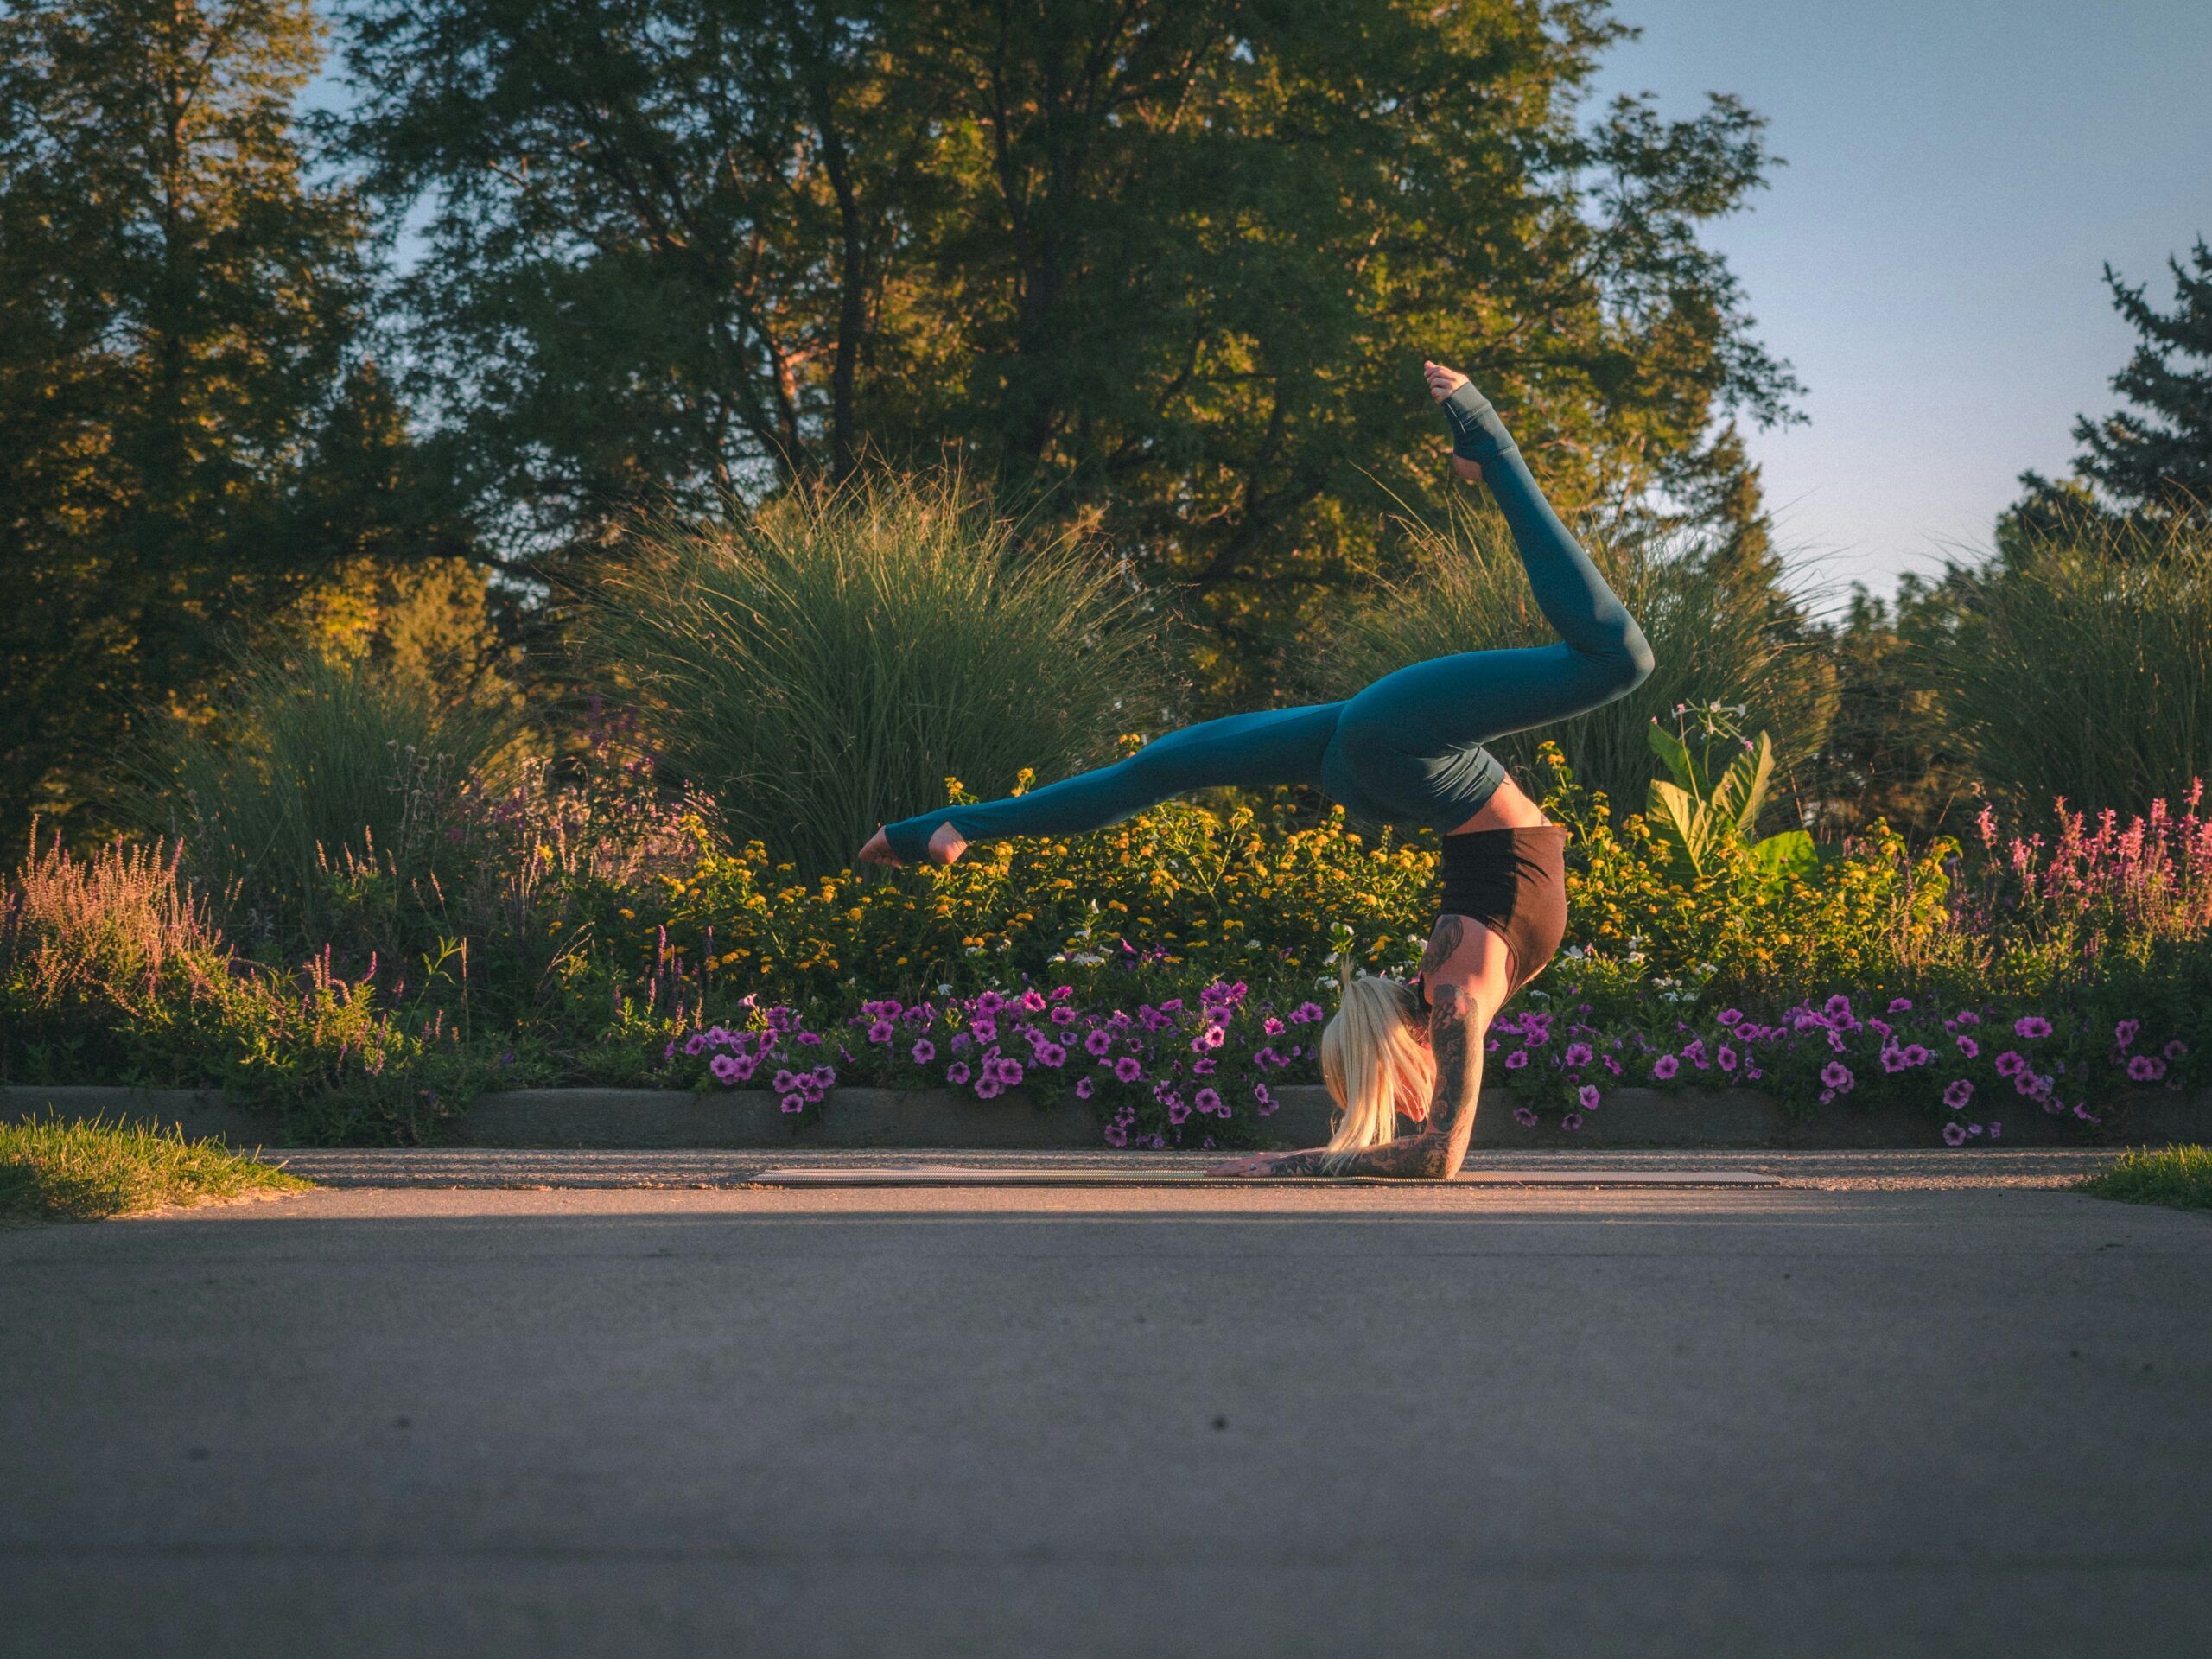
[1410,825,1571,1007]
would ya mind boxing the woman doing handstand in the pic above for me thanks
[856,362,1656,1179]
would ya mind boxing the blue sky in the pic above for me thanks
[1588,0,2212,598]
[309,3,2211,603]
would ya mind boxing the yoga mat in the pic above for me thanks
[749,1166,1782,1188]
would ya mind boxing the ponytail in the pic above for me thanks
[1317,962,1435,1169]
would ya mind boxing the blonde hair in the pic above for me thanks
[1318,966,1435,1167]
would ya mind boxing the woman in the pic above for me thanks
[857,362,1655,1178]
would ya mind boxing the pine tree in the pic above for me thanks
[2077,239,2212,518]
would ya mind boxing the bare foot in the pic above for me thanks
[1422,359,1484,482]
[927,822,968,866]
[1422,359,1471,401]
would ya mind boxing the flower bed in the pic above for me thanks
[661,972,2198,1152]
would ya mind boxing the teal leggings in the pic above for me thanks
[881,384,1655,862]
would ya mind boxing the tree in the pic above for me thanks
[0,0,423,843]
[334,0,1801,703]
[2004,238,2212,545]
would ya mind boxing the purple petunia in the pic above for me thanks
[1513,1106,1540,1128]
[1195,1088,1224,1115]
[1075,1076,1095,1100]
[1820,1060,1853,1093]
[1942,1121,1967,1147]
[1114,1057,1142,1083]
[1578,1084,1601,1110]
[1956,1034,1980,1058]
[709,1053,741,1084]
[2165,1039,2190,1062]
[1564,1042,1593,1067]
[2113,1019,2140,1048]
[1504,1050,1529,1070]
[2127,1054,2166,1082]
[1902,1045,1930,1066]
[1889,997,1913,1014]
[1717,1045,1738,1073]
[2014,1014,2052,1039]
[1994,1049,2025,1078]
[945,1061,972,1085]
[1943,1078,1974,1109]
[1561,1113,1583,1132]
[1085,1028,1114,1057]
[1652,1054,1680,1081]
[868,1020,894,1044]
[910,1039,936,1066]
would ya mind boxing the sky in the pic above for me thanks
[308,1,2212,606]
[1586,0,2212,600]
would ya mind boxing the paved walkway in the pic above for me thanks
[3,1162,2208,1656]
[239,1144,2133,1191]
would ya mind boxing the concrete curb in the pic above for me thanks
[3,1081,2202,1151]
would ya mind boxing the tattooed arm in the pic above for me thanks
[1208,914,1506,1180]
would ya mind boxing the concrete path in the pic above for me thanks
[3,1167,2208,1657]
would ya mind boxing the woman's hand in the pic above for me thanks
[856,827,901,867]
[1205,1151,1290,1178]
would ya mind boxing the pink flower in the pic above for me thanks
[1820,1060,1853,1093]
[709,1053,741,1084]
[1943,1078,1974,1109]
[2013,1015,2052,1039]
[1075,1076,1095,1100]
[1167,1098,1192,1125]
[868,1020,894,1044]
[1888,997,1913,1013]
[1880,1046,1907,1074]
[1652,1054,1680,1081]
[1019,989,1047,1013]
[1718,1008,1743,1027]
[1505,1050,1529,1070]
[975,991,1005,1015]
[1942,1122,1967,1147]
[1578,1084,1601,1109]
[1195,1087,1224,1114]
[772,1069,796,1092]
[1902,1045,1929,1066]
[1955,1034,1980,1058]
[1993,1049,2024,1078]
[1114,1057,1142,1083]
[1564,1042,1593,1067]
[945,1061,972,1085]
[910,1039,936,1065]
[1084,1028,1114,1057]
[1717,1045,1739,1073]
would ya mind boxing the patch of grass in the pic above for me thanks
[0,1115,311,1226]
[2076,1144,2212,1213]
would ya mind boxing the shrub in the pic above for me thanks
[143,646,524,940]
[1305,495,1834,818]
[1928,517,2212,819]
[579,464,1179,879]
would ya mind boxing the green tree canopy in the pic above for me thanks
[334,0,1802,702]
[0,0,428,842]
